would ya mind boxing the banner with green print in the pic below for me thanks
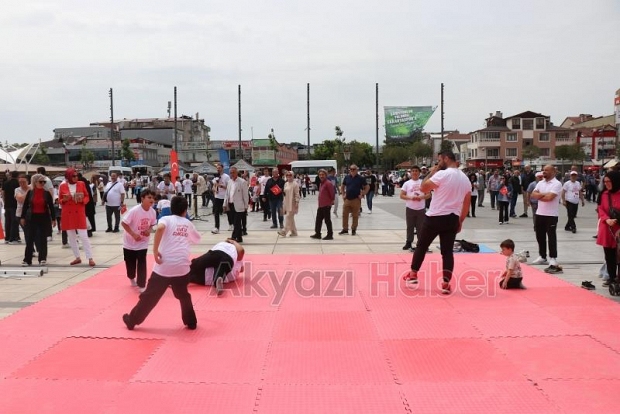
[384,106,436,140]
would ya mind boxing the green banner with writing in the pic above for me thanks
[384,106,436,140]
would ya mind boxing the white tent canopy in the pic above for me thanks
[0,143,36,164]
[230,159,255,172]
[604,159,619,169]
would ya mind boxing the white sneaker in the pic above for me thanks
[549,258,558,267]
[228,225,234,231]
[130,279,138,287]
[139,287,146,293]
[531,256,548,265]
[211,228,220,234]
[368,211,372,214]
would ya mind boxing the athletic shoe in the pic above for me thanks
[545,265,563,274]
[519,213,528,218]
[441,282,452,294]
[402,243,412,250]
[531,256,548,265]
[130,279,138,287]
[21,261,30,267]
[211,228,220,234]
[549,258,558,267]
[338,230,349,235]
[139,287,146,293]
[39,260,46,265]
[403,273,418,284]
[368,210,372,214]
[351,230,357,236]
[322,235,333,240]
[270,225,278,229]
[122,314,135,330]
[216,277,224,296]
[581,281,596,290]
[310,234,321,239]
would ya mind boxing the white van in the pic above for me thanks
[108,166,132,179]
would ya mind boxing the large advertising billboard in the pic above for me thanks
[384,106,436,140]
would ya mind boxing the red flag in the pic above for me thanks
[170,150,179,182]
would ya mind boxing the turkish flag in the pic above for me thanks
[170,150,179,181]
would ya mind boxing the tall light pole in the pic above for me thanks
[344,143,351,172]
[109,88,115,166]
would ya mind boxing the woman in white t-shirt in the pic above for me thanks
[121,189,157,292]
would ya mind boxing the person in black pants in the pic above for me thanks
[264,169,285,229]
[20,174,56,265]
[3,171,20,243]
[310,169,335,240]
[223,167,249,243]
[189,239,244,295]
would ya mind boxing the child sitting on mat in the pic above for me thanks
[123,196,201,330]
[499,239,525,289]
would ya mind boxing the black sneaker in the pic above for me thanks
[402,243,412,250]
[351,230,357,236]
[270,225,278,229]
[519,213,528,218]
[545,265,563,274]
[310,234,321,239]
[581,281,596,290]
[105,228,113,233]
[122,314,135,330]
[322,235,333,240]
[338,230,349,235]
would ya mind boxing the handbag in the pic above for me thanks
[607,192,620,221]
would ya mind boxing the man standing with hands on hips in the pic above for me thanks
[403,150,471,294]
[339,164,369,236]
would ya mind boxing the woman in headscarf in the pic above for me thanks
[20,174,56,266]
[58,168,95,266]
[277,170,300,237]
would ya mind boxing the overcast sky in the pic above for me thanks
[1,0,618,147]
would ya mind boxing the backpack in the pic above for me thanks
[458,239,480,253]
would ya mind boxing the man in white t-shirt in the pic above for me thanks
[211,164,231,234]
[530,164,564,273]
[182,174,194,209]
[562,171,585,234]
[400,166,430,251]
[404,150,471,294]
[157,174,176,200]
[102,172,126,233]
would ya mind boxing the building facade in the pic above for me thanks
[467,111,578,170]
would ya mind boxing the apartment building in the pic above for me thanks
[467,111,577,170]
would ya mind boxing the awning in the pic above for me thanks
[604,159,619,169]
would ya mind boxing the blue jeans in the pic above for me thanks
[509,192,519,216]
[366,191,374,211]
[269,198,283,227]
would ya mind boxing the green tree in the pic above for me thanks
[409,141,434,165]
[121,138,136,165]
[31,144,50,165]
[522,145,541,163]
[439,139,454,153]
[80,145,95,169]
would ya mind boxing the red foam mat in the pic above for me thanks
[2,253,620,413]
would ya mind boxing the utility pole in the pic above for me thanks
[238,85,242,160]
[174,87,178,153]
[307,83,310,157]
[109,88,115,166]
[440,83,445,148]
[376,83,379,167]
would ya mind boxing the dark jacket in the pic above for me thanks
[264,177,285,201]
[21,188,56,222]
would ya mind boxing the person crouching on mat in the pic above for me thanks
[189,239,245,296]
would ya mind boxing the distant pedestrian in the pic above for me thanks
[278,171,300,237]
[561,171,585,233]
[339,164,369,236]
[400,166,429,251]
[310,169,335,240]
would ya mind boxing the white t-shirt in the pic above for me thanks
[104,181,124,206]
[258,175,270,195]
[175,181,183,194]
[427,168,471,217]
[401,179,426,210]
[156,199,171,211]
[122,204,157,250]
[211,241,239,263]
[534,178,563,217]
[471,181,479,196]
[183,179,193,194]
[204,261,243,285]
[157,181,176,200]
[213,173,230,199]
[153,215,201,277]
[563,180,581,204]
